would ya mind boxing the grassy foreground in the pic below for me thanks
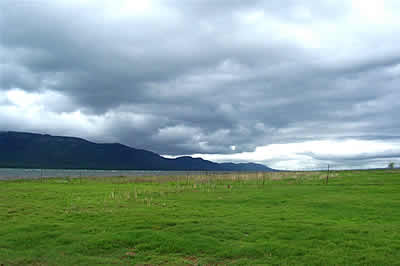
[1,170,400,265]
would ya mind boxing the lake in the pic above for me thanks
[0,168,215,180]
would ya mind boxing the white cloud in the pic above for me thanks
[177,139,400,170]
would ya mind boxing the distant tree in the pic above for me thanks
[388,162,395,169]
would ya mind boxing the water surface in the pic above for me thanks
[0,168,213,180]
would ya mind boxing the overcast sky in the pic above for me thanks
[1,0,400,169]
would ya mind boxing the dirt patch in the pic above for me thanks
[184,256,198,265]
[122,248,137,259]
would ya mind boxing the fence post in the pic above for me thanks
[326,164,330,184]
[262,172,265,186]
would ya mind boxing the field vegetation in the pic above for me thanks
[1,170,400,265]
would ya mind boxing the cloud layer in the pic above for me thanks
[1,0,400,169]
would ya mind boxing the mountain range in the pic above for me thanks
[0,131,273,171]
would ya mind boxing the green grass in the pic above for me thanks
[1,170,400,265]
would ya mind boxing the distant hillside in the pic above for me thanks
[0,131,274,171]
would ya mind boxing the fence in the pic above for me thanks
[1,164,398,181]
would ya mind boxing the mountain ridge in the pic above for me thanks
[0,131,274,171]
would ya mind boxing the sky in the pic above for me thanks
[1,0,400,170]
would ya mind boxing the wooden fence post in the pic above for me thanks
[326,164,330,184]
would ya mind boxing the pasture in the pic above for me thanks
[1,170,400,265]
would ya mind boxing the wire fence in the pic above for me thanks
[1,165,398,181]
[275,165,398,172]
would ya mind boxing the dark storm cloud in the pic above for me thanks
[1,0,400,165]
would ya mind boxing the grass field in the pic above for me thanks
[1,170,400,265]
